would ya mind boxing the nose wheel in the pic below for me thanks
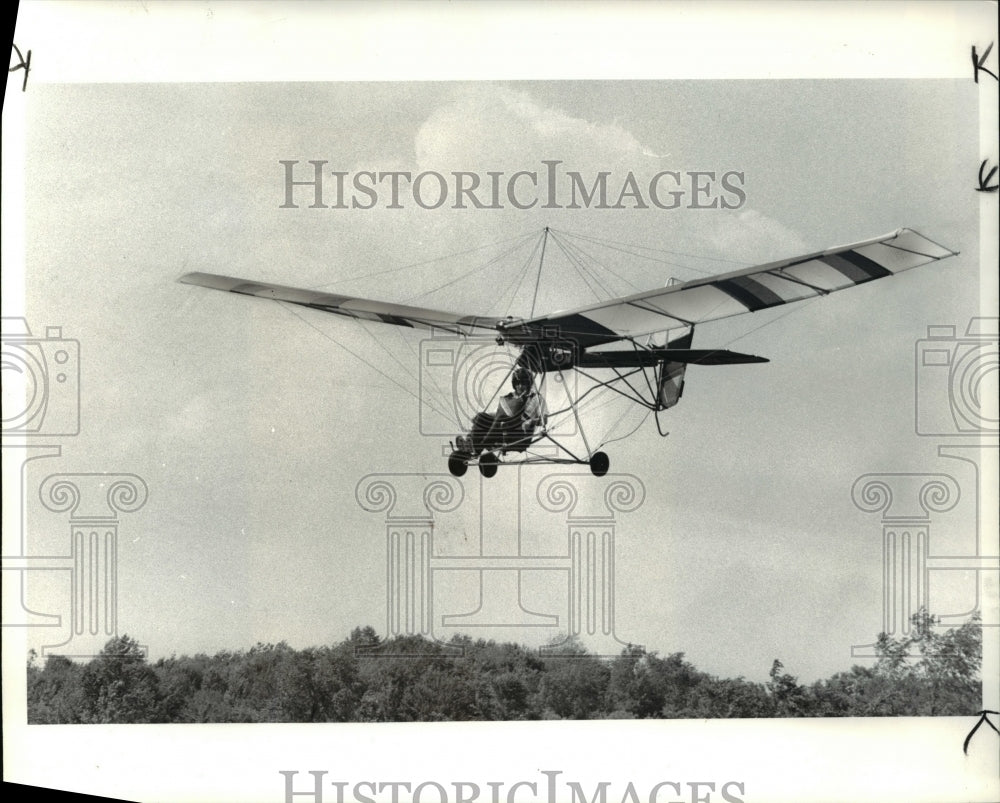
[589,451,610,477]
[478,452,499,478]
[448,452,468,477]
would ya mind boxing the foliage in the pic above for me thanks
[76,635,164,723]
[26,610,982,723]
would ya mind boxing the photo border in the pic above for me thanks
[4,3,998,802]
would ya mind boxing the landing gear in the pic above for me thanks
[479,452,499,478]
[448,452,468,477]
[589,451,610,477]
[450,448,610,477]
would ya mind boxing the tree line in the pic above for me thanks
[27,610,981,723]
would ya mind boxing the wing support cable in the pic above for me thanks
[546,354,670,454]
[403,233,540,305]
[550,229,630,297]
[557,228,746,272]
[610,363,656,410]
[307,229,539,292]
[548,228,614,303]
[552,230,646,293]
[568,366,660,412]
[503,232,546,317]
[276,300,456,422]
[720,296,821,351]
[597,382,654,450]
[596,409,654,451]
[529,227,550,318]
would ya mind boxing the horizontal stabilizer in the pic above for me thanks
[665,349,769,365]
[577,348,768,369]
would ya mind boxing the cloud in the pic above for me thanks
[702,208,811,263]
[414,85,667,170]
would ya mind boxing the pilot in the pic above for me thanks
[457,367,546,454]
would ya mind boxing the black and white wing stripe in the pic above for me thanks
[181,229,957,345]
[504,228,958,346]
[178,272,505,336]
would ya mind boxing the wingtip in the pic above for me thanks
[178,271,217,285]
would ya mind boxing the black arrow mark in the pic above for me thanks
[8,43,30,92]
[963,710,999,755]
[972,43,998,83]
[977,160,999,193]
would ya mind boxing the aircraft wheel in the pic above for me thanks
[479,452,499,478]
[448,452,468,477]
[589,451,610,477]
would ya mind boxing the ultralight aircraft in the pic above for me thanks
[180,228,957,477]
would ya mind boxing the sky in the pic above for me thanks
[10,78,988,685]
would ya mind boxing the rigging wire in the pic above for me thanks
[402,233,539,304]
[304,230,545,426]
[548,230,613,302]
[386,324,454,427]
[276,300,455,424]
[529,227,550,318]
[551,229,647,294]
[355,318,422,385]
[502,232,546,318]
[541,369,653,451]
[598,408,654,450]
[559,228,746,268]
[720,296,822,349]
[404,236,540,303]
[306,229,539,291]
[550,230,617,300]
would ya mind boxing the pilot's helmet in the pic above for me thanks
[511,367,533,390]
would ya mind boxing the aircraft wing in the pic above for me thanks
[178,272,506,336]
[503,228,958,347]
